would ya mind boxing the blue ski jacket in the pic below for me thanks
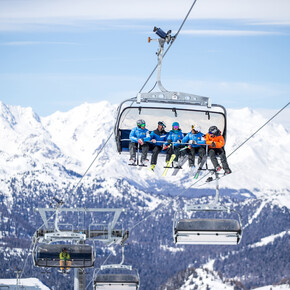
[166,129,184,148]
[182,131,205,147]
[129,127,150,143]
[146,129,168,146]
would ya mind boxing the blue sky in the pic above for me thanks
[0,0,289,116]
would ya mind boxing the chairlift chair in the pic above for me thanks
[33,243,95,268]
[94,271,140,290]
[114,27,227,155]
[94,243,140,290]
[173,174,242,245]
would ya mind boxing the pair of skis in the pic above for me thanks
[162,153,207,178]
[163,145,188,177]
[193,155,207,179]
[162,154,176,177]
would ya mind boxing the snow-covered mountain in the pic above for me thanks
[0,100,289,290]
[161,264,290,290]
[0,101,289,205]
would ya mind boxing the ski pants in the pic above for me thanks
[182,146,206,167]
[208,148,230,170]
[129,142,149,162]
[151,145,162,165]
[166,146,181,162]
[60,260,72,270]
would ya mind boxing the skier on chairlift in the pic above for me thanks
[129,119,150,165]
[147,121,168,171]
[181,124,206,170]
[164,122,184,168]
[205,125,232,175]
[59,248,72,274]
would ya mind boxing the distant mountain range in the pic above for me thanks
[0,101,289,289]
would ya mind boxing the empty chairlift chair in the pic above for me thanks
[173,174,242,245]
[174,217,241,245]
[94,245,139,290]
[94,272,140,290]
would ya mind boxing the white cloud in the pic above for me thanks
[0,0,289,31]
[181,30,284,36]
[0,41,79,46]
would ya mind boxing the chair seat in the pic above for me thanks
[174,218,241,245]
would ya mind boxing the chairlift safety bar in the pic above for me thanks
[100,264,133,271]
[35,207,125,244]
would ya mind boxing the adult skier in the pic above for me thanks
[164,122,184,167]
[147,121,168,171]
[129,119,150,165]
[181,124,206,169]
[205,125,231,174]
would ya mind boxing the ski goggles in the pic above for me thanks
[173,126,179,130]
[140,123,146,128]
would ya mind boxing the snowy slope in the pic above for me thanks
[0,101,289,206]
[0,278,50,289]
[175,266,290,290]
[178,267,234,290]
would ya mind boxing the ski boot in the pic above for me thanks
[215,165,222,172]
[140,158,149,166]
[128,159,136,165]
[224,168,232,175]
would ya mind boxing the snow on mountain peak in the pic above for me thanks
[0,101,289,207]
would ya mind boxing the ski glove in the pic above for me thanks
[177,139,182,143]
[211,142,216,148]
[138,139,144,145]
[167,139,172,144]
[152,139,156,144]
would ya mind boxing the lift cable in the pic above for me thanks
[62,0,199,206]
[84,1,199,287]
[227,102,289,159]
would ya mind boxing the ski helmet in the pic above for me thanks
[172,122,179,129]
[158,121,166,128]
[62,248,67,251]
[137,119,146,128]
[209,126,218,135]
[192,124,201,132]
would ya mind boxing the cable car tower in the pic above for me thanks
[114,27,227,156]
[32,198,127,290]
